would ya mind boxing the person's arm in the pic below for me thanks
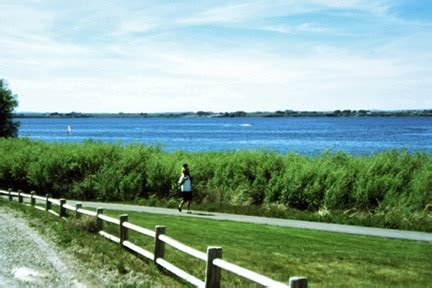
[178,175,185,184]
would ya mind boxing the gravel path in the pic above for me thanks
[0,206,86,288]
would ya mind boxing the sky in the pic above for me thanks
[1,0,431,113]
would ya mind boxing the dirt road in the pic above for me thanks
[0,206,86,288]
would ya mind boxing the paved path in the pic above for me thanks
[67,201,432,242]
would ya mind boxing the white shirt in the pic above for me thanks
[179,175,191,192]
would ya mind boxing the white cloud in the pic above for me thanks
[7,37,430,112]
[116,19,158,34]
[258,22,329,34]
[178,3,264,25]
[1,1,431,112]
[308,0,391,16]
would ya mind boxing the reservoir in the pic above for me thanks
[17,117,432,155]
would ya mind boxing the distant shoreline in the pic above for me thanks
[12,109,432,118]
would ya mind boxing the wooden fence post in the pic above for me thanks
[154,226,166,266]
[46,194,52,211]
[119,214,128,245]
[205,247,222,288]
[18,189,23,203]
[289,277,308,288]
[8,188,12,201]
[96,208,104,232]
[75,203,82,219]
[30,191,36,206]
[59,199,66,217]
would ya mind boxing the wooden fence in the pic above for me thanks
[1,189,308,288]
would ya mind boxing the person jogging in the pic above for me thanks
[178,164,192,213]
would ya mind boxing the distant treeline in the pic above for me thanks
[1,139,431,216]
[13,109,432,118]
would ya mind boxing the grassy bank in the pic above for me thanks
[103,209,431,287]
[0,198,181,287]
[2,198,431,287]
[1,138,431,231]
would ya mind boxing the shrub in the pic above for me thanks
[0,138,430,221]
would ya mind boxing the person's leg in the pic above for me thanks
[187,200,191,211]
[178,200,184,212]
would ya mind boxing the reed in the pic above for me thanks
[1,138,431,230]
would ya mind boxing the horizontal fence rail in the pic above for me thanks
[123,240,154,261]
[213,259,294,288]
[98,213,121,225]
[123,221,155,238]
[33,195,46,201]
[77,208,97,217]
[99,231,121,243]
[159,234,207,261]
[156,258,206,287]
[63,203,76,211]
[0,189,307,288]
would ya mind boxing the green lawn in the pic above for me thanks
[2,197,431,287]
[104,210,432,287]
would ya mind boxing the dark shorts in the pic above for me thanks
[182,192,192,201]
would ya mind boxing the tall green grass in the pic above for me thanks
[1,138,431,230]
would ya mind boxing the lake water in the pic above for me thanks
[17,117,432,155]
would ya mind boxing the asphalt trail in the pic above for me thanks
[68,201,432,242]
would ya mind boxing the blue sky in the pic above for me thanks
[1,0,431,113]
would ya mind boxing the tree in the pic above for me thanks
[0,79,20,137]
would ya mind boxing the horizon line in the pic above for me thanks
[14,108,432,114]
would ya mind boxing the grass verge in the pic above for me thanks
[0,199,184,287]
[134,198,432,232]
[2,197,431,287]
[102,209,432,288]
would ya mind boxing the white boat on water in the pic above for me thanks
[66,125,72,135]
